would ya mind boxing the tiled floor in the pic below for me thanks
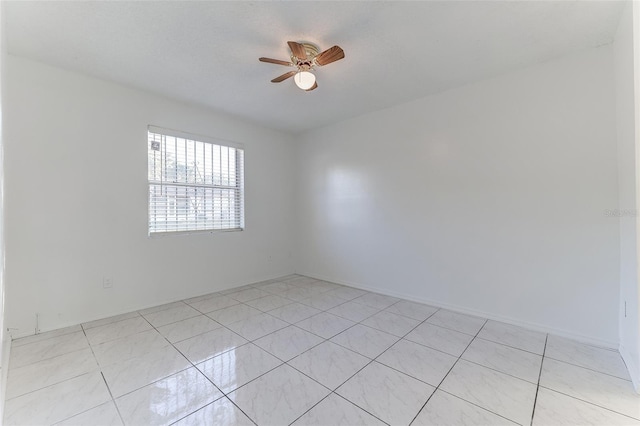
[4,274,640,425]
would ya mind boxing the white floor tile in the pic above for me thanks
[9,331,89,369]
[7,347,98,399]
[362,310,421,337]
[156,315,221,343]
[267,302,322,324]
[405,323,474,357]
[540,358,640,420]
[139,301,187,316]
[377,339,457,386]
[324,287,368,301]
[282,287,321,302]
[385,300,439,321]
[226,312,289,341]
[285,276,318,286]
[331,324,399,359]
[4,372,111,426]
[173,397,254,426]
[187,295,240,313]
[226,287,270,302]
[229,364,330,425]
[326,301,380,322]
[294,284,329,296]
[414,390,517,426]
[196,343,282,393]
[259,281,298,294]
[440,359,537,425]
[336,361,435,426]
[309,281,343,292]
[299,293,348,310]
[533,387,640,426]
[352,292,400,309]
[296,312,356,339]
[183,292,219,304]
[426,309,486,336]
[115,367,223,425]
[12,325,83,347]
[84,316,152,346]
[141,304,200,328]
[92,329,169,367]
[462,338,542,383]
[206,303,263,326]
[293,393,386,426]
[219,284,256,295]
[477,320,547,355]
[55,401,123,426]
[101,345,191,397]
[245,294,292,312]
[81,312,140,331]
[6,277,637,426]
[545,335,629,379]
[253,325,323,361]
[289,341,370,390]
[175,327,247,364]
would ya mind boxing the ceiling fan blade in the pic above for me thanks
[259,57,293,67]
[315,45,345,66]
[305,82,318,92]
[271,71,297,83]
[287,41,307,60]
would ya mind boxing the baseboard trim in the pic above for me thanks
[9,270,296,340]
[620,344,640,393]
[299,271,618,350]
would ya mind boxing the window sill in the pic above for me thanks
[148,228,244,238]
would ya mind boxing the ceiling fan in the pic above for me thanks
[259,41,345,91]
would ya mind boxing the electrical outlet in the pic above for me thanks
[103,277,113,289]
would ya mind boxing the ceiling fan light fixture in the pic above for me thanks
[294,71,316,90]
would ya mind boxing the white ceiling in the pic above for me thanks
[6,1,625,134]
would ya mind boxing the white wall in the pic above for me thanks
[0,0,8,419]
[295,45,620,346]
[614,0,640,392]
[614,1,640,390]
[4,56,295,337]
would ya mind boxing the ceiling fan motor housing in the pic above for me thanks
[292,42,320,70]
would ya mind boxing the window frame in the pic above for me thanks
[147,125,245,237]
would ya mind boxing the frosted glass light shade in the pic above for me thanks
[294,71,316,90]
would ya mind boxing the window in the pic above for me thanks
[147,126,244,235]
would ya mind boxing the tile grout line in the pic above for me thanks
[529,334,548,426]
[535,384,640,422]
[134,313,249,425]
[474,335,546,357]
[162,289,357,425]
[57,289,400,425]
[10,325,82,349]
[36,325,124,426]
[211,285,499,426]
[286,356,382,425]
[286,302,441,426]
[279,298,411,425]
[100,371,127,426]
[4,276,303,424]
[407,318,488,426]
[434,324,543,425]
[542,356,633,382]
[7,275,634,426]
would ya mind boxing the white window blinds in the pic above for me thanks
[147,126,244,235]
